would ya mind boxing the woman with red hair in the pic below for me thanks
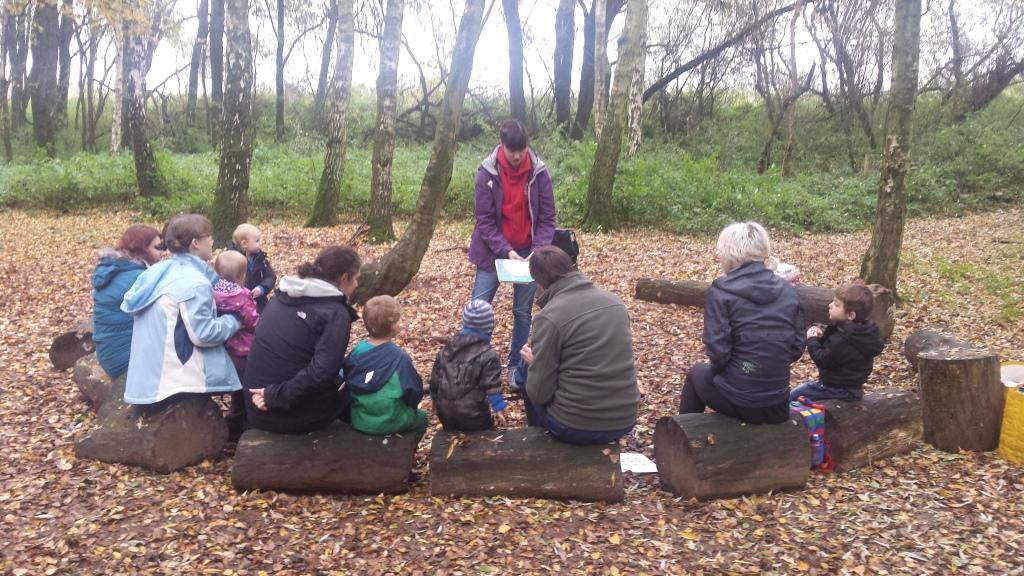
[91,225,165,380]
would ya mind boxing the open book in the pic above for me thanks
[495,259,534,283]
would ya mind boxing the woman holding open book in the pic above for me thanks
[467,119,556,394]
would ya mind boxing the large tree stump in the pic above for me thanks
[820,389,921,472]
[429,428,623,502]
[72,354,122,407]
[653,414,809,500]
[903,329,982,371]
[919,347,1004,452]
[75,394,228,473]
[49,320,94,370]
[232,422,418,494]
[635,278,895,340]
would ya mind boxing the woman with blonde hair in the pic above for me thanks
[678,222,805,424]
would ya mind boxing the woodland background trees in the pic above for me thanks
[0,0,1022,297]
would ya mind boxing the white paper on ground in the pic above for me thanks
[619,452,658,474]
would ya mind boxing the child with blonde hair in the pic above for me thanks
[230,223,276,312]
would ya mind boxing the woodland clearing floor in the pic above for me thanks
[0,208,1022,575]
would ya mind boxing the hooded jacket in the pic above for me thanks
[526,272,639,431]
[229,243,276,312]
[703,261,806,408]
[243,276,358,434]
[343,340,424,435]
[120,253,241,404]
[808,320,885,389]
[428,332,503,431]
[468,146,556,271]
[92,249,147,380]
[212,279,260,358]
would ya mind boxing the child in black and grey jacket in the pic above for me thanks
[791,282,885,402]
[428,300,509,431]
[229,223,277,312]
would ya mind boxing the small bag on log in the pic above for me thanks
[818,389,922,472]
[75,394,228,473]
[232,421,418,494]
[653,413,810,500]
[919,346,1004,453]
[72,354,122,407]
[429,427,623,502]
[49,320,94,370]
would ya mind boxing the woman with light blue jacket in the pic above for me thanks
[121,214,241,405]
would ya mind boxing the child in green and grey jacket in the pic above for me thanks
[342,295,428,438]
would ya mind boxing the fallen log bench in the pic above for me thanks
[75,393,228,473]
[232,422,419,494]
[635,278,895,340]
[429,427,624,502]
[903,329,1004,452]
[72,353,120,407]
[654,389,921,500]
[49,319,94,370]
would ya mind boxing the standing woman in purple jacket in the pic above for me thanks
[467,119,557,392]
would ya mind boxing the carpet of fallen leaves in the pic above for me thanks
[1,208,1023,575]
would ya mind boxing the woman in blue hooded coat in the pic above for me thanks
[91,225,165,380]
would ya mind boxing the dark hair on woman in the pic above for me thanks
[162,214,213,254]
[499,118,529,151]
[297,245,361,283]
[117,225,161,260]
[529,245,575,289]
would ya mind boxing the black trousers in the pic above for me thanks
[678,362,790,425]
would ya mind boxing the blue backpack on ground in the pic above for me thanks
[790,396,835,472]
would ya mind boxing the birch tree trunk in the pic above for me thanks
[553,0,574,136]
[781,0,803,177]
[592,0,607,140]
[55,0,73,124]
[0,3,11,160]
[209,0,224,145]
[212,0,253,244]
[109,32,122,153]
[313,0,337,129]
[583,0,647,229]
[503,0,526,123]
[274,0,285,141]
[29,0,59,155]
[186,0,209,124]
[123,5,161,198]
[305,0,354,228]
[8,8,28,129]
[860,0,921,295]
[625,17,646,158]
[354,0,486,301]
[367,0,404,243]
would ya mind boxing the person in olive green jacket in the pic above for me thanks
[342,295,428,439]
[520,246,639,445]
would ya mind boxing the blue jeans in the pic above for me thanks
[472,250,538,367]
[524,396,633,445]
[790,380,863,402]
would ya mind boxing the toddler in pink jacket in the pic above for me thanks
[213,251,260,377]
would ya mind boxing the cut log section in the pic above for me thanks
[49,319,94,370]
[75,394,228,473]
[819,389,921,472]
[232,422,418,494]
[72,353,122,407]
[653,413,809,500]
[429,427,624,502]
[635,278,895,340]
[903,329,982,371]
[919,346,1004,452]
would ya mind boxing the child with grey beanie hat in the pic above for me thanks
[428,299,508,430]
